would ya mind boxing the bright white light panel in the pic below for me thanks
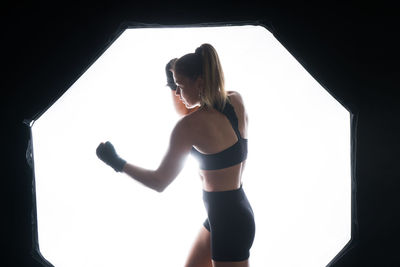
[32,26,350,267]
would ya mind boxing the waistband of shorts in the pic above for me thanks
[202,184,245,203]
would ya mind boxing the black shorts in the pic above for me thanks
[203,185,255,262]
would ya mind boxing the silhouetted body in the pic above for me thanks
[97,44,255,267]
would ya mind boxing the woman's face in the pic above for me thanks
[173,72,202,109]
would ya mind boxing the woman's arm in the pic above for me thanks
[122,117,193,192]
[121,163,162,192]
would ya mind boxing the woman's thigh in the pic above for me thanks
[185,226,212,267]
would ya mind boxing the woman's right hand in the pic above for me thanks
[165,58,177,90]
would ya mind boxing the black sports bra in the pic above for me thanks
[191,101,248,170]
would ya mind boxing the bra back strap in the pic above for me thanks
[221,102,242,140]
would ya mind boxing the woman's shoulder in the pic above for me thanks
[171,111,198,142]
[177,107,203,129]
[227,90,240,97]
[227,90,244,102]
[227,91,245,108]
[173,107,208,143]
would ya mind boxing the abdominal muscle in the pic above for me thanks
[199,161,245,192]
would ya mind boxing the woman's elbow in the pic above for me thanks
[154,184,166,193]
[150,178,165,193]
[153,174,172,193]
[155,182,172,193]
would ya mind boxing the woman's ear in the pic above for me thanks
[196,76,205,90]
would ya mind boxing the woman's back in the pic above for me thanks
[187,91,248,192]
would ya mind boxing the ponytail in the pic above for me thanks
[196,44,228,110]
[174,43,228,110]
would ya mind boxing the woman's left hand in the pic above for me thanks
[96,141,127,172]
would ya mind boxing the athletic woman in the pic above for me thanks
[96,43,255,267]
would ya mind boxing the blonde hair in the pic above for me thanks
[174,43,228,110]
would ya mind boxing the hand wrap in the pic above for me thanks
[165,58,178,90]
[96,141,126,172]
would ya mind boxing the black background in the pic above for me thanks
[4,1,399,266]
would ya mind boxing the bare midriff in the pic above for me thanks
[199,162,245,192]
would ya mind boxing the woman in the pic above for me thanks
[96,43,255,267]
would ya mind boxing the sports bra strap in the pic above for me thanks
[220,101,242,140]
[192,98,248,171]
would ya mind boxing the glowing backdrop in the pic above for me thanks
[32,25,350,266]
